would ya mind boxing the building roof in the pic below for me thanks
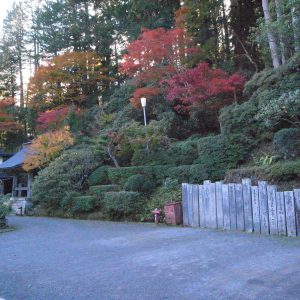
[0,151,13,157]
[0,143,32,171]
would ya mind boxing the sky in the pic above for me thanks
[0,0,16,26]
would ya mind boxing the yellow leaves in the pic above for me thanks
[23,127,74,171]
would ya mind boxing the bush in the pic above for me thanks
[256,90,300,129]
[32,148,98,213]
[220,101,262,137]
[61,192,97,215]
[88,166,109,186]
[194,134,252,180]
[140,178,181,222]
[166,165,191,183]
[73,196,96,213]
[167,139,199,165]
[131,149,172,166]
[102,191,143,220]
[273,128,300,160]
[225,159,300,183]
[108,165,171,185]
[0,203,9,219]
[89,185,121,196]
[124,174,156,194]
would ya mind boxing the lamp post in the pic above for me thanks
[140,97,149,151]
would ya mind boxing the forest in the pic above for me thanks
[0,0,300,221]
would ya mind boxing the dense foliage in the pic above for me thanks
[0,0,299,221]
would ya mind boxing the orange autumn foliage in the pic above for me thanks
[0,97,20,132]
[23,127,74,171]
[27,51,112,111]
[130,87,159,108]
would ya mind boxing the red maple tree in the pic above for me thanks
[162,63,245,114]
[36,106,71,132]
[120,27,198,86]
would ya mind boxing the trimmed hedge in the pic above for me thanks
[61,193,96,214]
[108,164,215,185]
[225,159,300,183]
[89,184,121,196]
[73,196,96,213]
[124,174,156,194]
[108,165,171,185]
[273,128,300,160]
[102,191,143,220]
[220,102,261,137]
[193,134,252,179]
[130,139,198,166]
[88,166,109,186]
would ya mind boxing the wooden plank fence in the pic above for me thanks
[182,179,300,237]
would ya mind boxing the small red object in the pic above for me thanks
[164,202,183,225]
[152,208,161,224]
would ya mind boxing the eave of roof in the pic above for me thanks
[0,143,32,171]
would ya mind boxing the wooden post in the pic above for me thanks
[293,189,300,235]
[204,181,217,229]
[235,183,245,231]
[182,183,189,226]
[216,181,224,229]
[276,192,287,236]
[187,184,193,226]
[251,186,260,233]
[284,191,297,236]
[27,173,33,198]
[258,181,269,234]
[199,185,206,228]
[222,184,230,230]
[229,184,237,230]
[242,179,253,233]
[192,185,199,227]
[267,185,278,235]
[12,174,17,198]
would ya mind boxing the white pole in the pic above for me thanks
[140,97,148,151]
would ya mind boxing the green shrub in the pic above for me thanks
[102,191,143,220]
[124,174,156,194]
[167,140,199,165]
[0,203,9,219]
[273,128,300,160]
[88,166,109,186]
[108,165,171,185]
[140,178,181,222]
[130,139,199,166]
[256,90,300,129]
[131,149,172,166]
[61,192,96,215]
[89,185,121,196]
[220,102,262,137]
[189,164,210,183]
[32,148,97,213]
[166,165,191,183]
[73,196,96,213]
[194,134,252,180]
[225,159,300,183]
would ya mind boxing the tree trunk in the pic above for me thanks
[274,0,287,64]
[291,6,300,53]
[107,146,120,168]
[262,0,281,68]
[222,0,231,61]
[18,55,24,108]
